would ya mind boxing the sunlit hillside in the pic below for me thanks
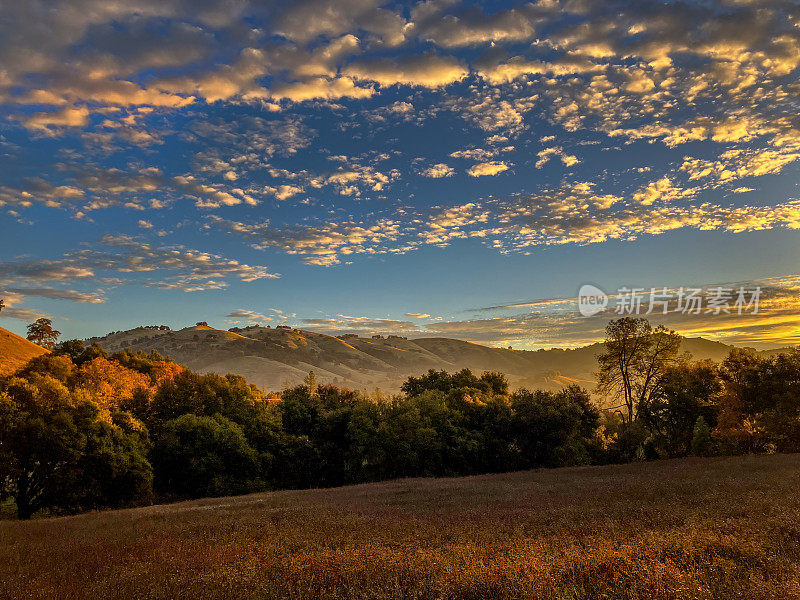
[0,326,48,376]
[84,324,792,393]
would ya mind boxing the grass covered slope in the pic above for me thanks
[2,454,799,599]
[0,326,48,376]
[85,323,784,393]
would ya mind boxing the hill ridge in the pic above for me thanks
[81,324,796,393]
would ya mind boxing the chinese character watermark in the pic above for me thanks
[577,285,761,317]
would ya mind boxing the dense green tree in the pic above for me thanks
[149,371,262,425]
[111,348,170,376]
[78,343,109,365]
[238,403,282,484]
[351,374,598,481]
[511,384,600,468]
[718,348,800,452]
[279,383,324,437]
[401,369,508,397]
[472,394,515,472]
[151,413,260,498]
[347,395,440,481]
[0,375,152,519]
[17,354,75,383]
[480,371,510,396]
[52,339,86,362]
[638,360,721,456]
[607,419,656,463]
[274,383,361,487]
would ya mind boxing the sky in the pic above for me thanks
[1,0,800,349]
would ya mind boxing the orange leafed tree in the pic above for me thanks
[76,357,151,409]
[150,361,184,386]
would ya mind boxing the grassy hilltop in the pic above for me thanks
[0,326,48,376]
[83,323,782,393]
[2,453,799,600]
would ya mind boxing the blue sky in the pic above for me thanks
[1,0,800,348]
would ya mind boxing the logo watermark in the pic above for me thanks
[577,285,761,317]
[578,284,609,317]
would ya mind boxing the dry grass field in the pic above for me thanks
[0,326,47,377]
[2,454,800,599]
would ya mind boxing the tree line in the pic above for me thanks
[1,317,799,519]
[596,317,800,460]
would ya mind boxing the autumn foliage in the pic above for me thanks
[2,323,800,521]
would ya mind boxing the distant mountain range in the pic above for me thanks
[73,324,795,394]
[1,323,794,391]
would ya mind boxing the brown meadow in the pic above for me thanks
[1,454,800,599]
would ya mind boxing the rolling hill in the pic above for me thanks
[83,324,792,393]
[0,326,48,376]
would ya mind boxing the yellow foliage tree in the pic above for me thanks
[76,358,151,409]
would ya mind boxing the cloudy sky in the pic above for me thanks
[1,0,800,349]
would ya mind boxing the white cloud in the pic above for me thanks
[535,147,580,169]
[207,215,406,266]
[413,6,539,48]
[300,314,419,334]
[0,234,278,292]
[344,53,468,88]
[632,177,695,206]
[268,76,374,102]
[419,163,454,178]
[225,309,274,323]
[467,161,510,177]
[2,286,104,304]
[23,106,90,132]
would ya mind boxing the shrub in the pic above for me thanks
[691,416,712,456]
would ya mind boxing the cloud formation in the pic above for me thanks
[225,309,275,323]
[344,53,469,88]
[4,0,800,347]
[0,234,277,320]
[467,161,510,177]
